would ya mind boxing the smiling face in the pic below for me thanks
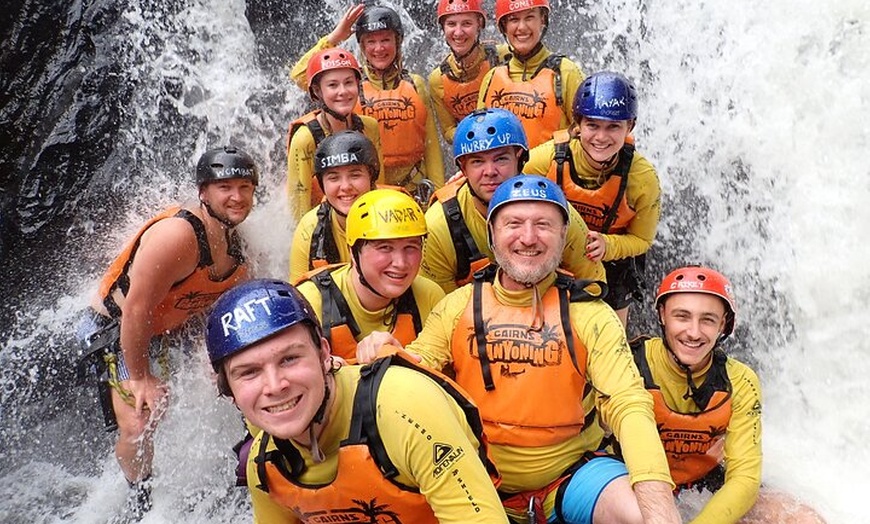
[442,12,483,56]
[356,237,424,299]
[225,323,331,442]
[359,30,398,71]
[199,178,256,226]
[659,293,728,373]
[313,69,359,116]
[490,201,566,289]
[320,164,373,216]
[502,7,545,56]
[459,146,523,204]
[578,117,633,166]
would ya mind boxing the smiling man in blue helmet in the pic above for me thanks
[358,175,681,524]
[204,278,509,523]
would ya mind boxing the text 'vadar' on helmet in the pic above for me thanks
[574,71,638,122]
[453,108,529,169]
[313,130,380,190]
[655,266,737,338]
[437,0,486,28]
[354,5,404,43]
[195,146,259,189]
[345,188,427,249]
[306,47,362,102]
[494,0,550,33]
[205,279,322,373]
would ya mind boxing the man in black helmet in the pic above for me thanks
[78,146,257,522]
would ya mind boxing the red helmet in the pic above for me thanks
[655,266,736,337]
[306,48,361,101]
[438,0,485,25]
[494,0,550,27]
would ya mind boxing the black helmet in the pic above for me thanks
[314,131,380,187]
[354,5,404,42]
[195,146,259,188]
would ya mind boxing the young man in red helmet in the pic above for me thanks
[632,266,826,524]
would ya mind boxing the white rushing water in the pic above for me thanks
[1,0,868,522]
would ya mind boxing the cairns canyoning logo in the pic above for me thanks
[296,499,404,523]
[174,291,223,311]
[659,425,726,459]
[449,91,479,120]
[488,88,548,119]
[464,320,564,377]
[362,96,417,130]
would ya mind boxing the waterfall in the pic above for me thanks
[1,0,866,522]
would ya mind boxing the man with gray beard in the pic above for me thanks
[357,175,681,524]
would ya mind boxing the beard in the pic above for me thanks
[493,235,566,286]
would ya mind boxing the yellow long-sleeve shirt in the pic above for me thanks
[525,137,662,261]
[295,264,445,353]
[288,204,351,283]
[286,112,383,222]
[402,270,673,494]
[476,46,585,142]
[247,364,509,523]
[428,43,511,144]
[291,36,444,191]
[641,338,762,524]
[420,180,605,294]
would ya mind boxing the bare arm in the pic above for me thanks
[634,480,681,524]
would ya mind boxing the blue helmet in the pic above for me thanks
[453,108,529,168]
[205,279,322,370]
[487,174,570,225]
[573,71,638,122]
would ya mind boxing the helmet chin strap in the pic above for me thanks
[452,39,481,66]
[306,367,333,464]
[580,142,619,171]
[659,322,721,408]
[201,200,237,230]
[321,103,352,126]
[352,246,389,299]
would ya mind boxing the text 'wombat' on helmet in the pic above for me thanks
[195,146,259,189]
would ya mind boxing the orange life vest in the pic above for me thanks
[356,73,427,170]
[299,265,423,361]
[253,352,500,523]
[287,110,367,208]
[631,338,733,487]
[440,44,501,123]
[548,130,637,234]
[432,178,491,287]
[481,55,564,149]
[98,207,247,335]
[451,267,602,447]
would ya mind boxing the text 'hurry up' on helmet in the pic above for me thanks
[313,130,380,188]
[437,0,485,27]
[345,188,427,248]
[205,279,322,370]
[574,71,638,122]
[306,47,362,101]
[195,146,259,188]
[354,5,404,42]
[453,108,529,168]
[655,266,736,338]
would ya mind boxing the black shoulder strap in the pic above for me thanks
[534,54,564,107]
[307,116,327,145]
[175,209,212,267]
[628,336,657,389]
[350,114,365,133]
[599,143,635,234]
[310,203,341,269]
[349,358,400,478]
[471,274,496,391]
[483,43,501,67]
[400,70,417,91]
[253,433,306,493]
[442,192,486,282]
[395,286,424,335]
[553,133,576,186]
[312,269,362,344]
[691,350,732,410]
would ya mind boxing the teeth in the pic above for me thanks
[266,397,299,413]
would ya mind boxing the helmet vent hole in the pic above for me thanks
[486,126,496,135]
[697,274,707,281]
[675,275,684,281]
[466,131,475,140]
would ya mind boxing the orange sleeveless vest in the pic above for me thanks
[547,130,637,234]
[481,55,564,149]
[288,110,367,207]
[298,265,422,361]
[356,74,427,169]
[98,207,247,335]
[432,179,491,286]
[632,338,733,487]
[440,44,501,123]
[450,268,598,447]
[253,353,499,523]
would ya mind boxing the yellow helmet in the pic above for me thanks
[346,189,427,247]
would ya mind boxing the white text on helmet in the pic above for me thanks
[319,152,360,169]
[509,187,547,199]
[508,0,535,12]
[217,167,254,178]
[377,207,419,223]
[220,297,272,337]
[445,2,471,13]
[459,137,494,155]
[669,281,705,291]
[363,21,388,31]
[323,58,354,69]
[595,96,626,109]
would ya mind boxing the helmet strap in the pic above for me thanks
[307,370,332,464]
[321,103,352,126]
[452,39,481,67]
[511,41,544,63]
[352,245,389,299]
[659,322,718,410]
[200,200,236,230]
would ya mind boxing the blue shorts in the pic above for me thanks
[550,457,628,524]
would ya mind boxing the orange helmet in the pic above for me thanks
[305,48,361,101]
[438,0,485,25]
[655,266,736,337]
[494,0,550,27]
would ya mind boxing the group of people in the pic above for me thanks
[77,1,827,523]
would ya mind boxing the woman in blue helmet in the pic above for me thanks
[525,71,661,328]
[203,279,509,523]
